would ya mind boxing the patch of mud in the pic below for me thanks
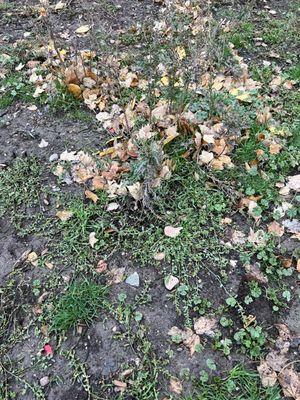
[0,107,102,165]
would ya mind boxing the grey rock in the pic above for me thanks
[40,376,50,387]
[49,153,58,162]
[125,272,140,287]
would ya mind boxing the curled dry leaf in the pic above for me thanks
[75,25,91,34]
[95,259,107,273]
[194,316,217,336]
[67,83,82,98]
[85,190,98,204]
[268,221,284,237]
[56,210,73,221]
[27,252,38,266]
[107,267,125,285]
[257,361,277,387]
[154,252,165,261]
[107,202,119,211]
[169,377,183,395]
[278,368,300,400]
[244,263,268,284]
[199,150,214,164]
[164,226,182,238]
[89,232,98,248]
[127,182,143,201]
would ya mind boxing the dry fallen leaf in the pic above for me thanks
[154,252,165,261]
[176,46,186,60]
[164,226,182,238]
[67,83,82,98]
[268,221,284,237]
[278,367,300,400]
[89,232,98,248]
[245,263,268,284]
[257,361,278,387]
[27,252,38,266]
[107,202,119,211]
[95,259,107,273]
[55,1,66,10]
[107,267,125,285]
[75,25,91,34]
[127,182,143,201]
[85,190,98,204]
[287,175,300,192]
[56,210,73,221]
[169,377,183,395]
[194,316,217,336]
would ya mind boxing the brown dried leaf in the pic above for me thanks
[169,377,183,395]
[257,361,277,387]
[56,210,73,221]
[67,83,82,98]
[194,317,217,336]
[244,263,268,284]
[268,221,284,237]
[278,368,300,400]
[85,190,98,204]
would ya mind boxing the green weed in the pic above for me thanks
[188,365,281,400]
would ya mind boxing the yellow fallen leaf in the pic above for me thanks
[27,252,38,266]
[161,75,169,86]
[236,92,252,102]
[85,190,98,203]
[75,25,90,34]
[99,147,116,158]
[67,83,82,98]
[176,46,186,60]
[163,134,178,146]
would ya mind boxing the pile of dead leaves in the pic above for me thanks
[258,324,300,399]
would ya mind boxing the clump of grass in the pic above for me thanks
[51,280,108,332]
[189,365,281,400]
[0,157,49,236]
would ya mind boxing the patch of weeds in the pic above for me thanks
[287,63,300,81]
[51,279,108,332]
[51,193,112,268]
[233,325,265,359]
[227,22,254,49]
[120,31,142,46]
[63,350,93,397]
[0,73,46,109]
[188,365,281,400]
[126,335,161,400]
[48,81,81,113]
[0,157,49,234]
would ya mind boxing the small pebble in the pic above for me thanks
[40,376,49,387]
[49,153,58,162]
[125,272,140,287]
[164,275,179,291]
